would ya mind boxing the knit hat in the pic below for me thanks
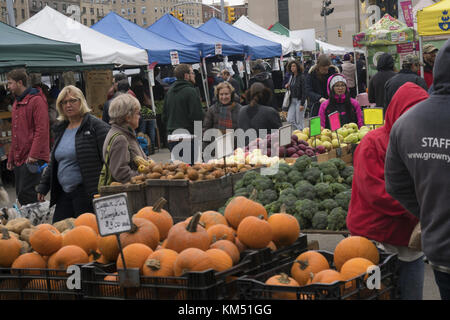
[329,74,347,89]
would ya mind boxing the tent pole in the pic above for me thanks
[201,59,210,108]
[419,36,425,79]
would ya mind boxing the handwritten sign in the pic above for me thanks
[328,111,341,132]
[215,132,234,159]
[279,124,292,147]
[215,43,222,55]
[363,108,384,126]
[170,51,180,66]
[310,117,322,137]
[93,193,132,237]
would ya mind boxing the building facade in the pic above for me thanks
[1,0,30,25]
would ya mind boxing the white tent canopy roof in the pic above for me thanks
[18,6,148,66]
[316,39,364,55]
[233,16,302,55]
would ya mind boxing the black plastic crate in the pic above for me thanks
[0,266,84,300]
[236,250,399,300]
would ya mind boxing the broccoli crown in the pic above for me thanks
[330,183,349,195]
[318,162,340,178]
[242,171,260,186]
[312,211,329,229]
[278,196,298,215]
[265,200,282,215]
[295,180,313,189]
[294,213,311,230]
[235,188,249,197]
[251,176,274,191]
[303,167,322,184]
[322,174,336,184]
[296,183,316,200]
[314,182,334,200]
[327,207,347,230]
[278,163,293,175]
[287,170,304,185]
[257,189,278,206]
[275,181,294,193]
[234,179,245,190]
[280,188,298,199]
[295,199,319,221]
[345,175,353,186]
[335,190,352,211]
[293,155,312,172]
[319,199,339,212]
[328,158,347,171]
[272,171,288,184]
[340,166,354,180]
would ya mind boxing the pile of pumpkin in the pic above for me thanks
[261,236,389,300]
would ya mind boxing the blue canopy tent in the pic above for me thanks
[198,18,282,59]
[91,12,200,65]
[147,14,245,59]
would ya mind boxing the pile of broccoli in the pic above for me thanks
[226,156,353,231]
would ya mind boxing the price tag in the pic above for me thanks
[363,107,384,126]
[215,132,234,159]
[310,116,322,137]
[170,51,180,66]
[328,111,341,132]
[279,124,292,147]
[245,60,251,74]
[93,193,132,237]
[215,43,222,55]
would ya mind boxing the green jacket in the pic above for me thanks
[162,80,204,135]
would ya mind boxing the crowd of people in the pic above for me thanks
[0,37,449,300]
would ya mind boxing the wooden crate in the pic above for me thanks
[145,175,234,221]
[98,183,146,215]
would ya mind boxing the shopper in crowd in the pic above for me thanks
[356,52,367,94]
[384,54,428,109]
[348,82,429,300]
[36,85,110,222]
[248,63,277,109]
[6,69,50,206]
[341,53,357,98]
[422,43,439,89]
[285,60,306,130]
[232,63,245,94]
[220,69,240,98]
[102,93,147,185]
[305,54,339,117]
[102,79,131,125]
[368,53,397,112]
[106,72,127,101]
[318,74,363,130]
[238,82,282,145]
[385,38,450,300]
[162,64,204,164]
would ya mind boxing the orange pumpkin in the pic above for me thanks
[98,235,120,262]
[267,212,300,248]
[265,273,300,300]
[74,213,99,235]
[47,245,89,270]
[199,211,228,229]
[11,252,47,274]
[29,224,63,256]
[120,217,160,250]
[236,215,272,249]
[291,251,330,286]
[0,229,22,267]
[340,257,376,292]
[333,236,380,271]
[207,224,235,243]
[210,239,240,266]
[307,269,343,285]
[205,248,233,272]
[142,249,178,277]
[134,197,173,240]
[173,248,213,276]
[62,225,98,255]
[116,243,153,274]
[234,237,248,253]
[164,212,210,253]
[224,193,268,229]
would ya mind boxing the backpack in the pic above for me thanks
[98,132,123,189]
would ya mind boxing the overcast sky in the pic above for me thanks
[202,0,246,6]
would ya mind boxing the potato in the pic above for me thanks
[5,218,31,234]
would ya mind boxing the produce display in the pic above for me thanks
[220,155,353,231]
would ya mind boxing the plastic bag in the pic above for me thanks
[16,201,54,225]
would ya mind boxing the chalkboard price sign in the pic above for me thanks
[93,193,132,237]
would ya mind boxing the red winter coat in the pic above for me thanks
[347,82,429,246]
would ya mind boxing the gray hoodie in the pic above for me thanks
[385,38,450,270]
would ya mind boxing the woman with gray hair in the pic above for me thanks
[102,93,147,184]
[36,85,110,222]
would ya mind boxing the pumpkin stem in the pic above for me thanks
[277,273,291,284]
[145,259,161,271]
[280,204,287,213]
[1,228,10,240]
[249,189,258,201]
[153,197,167,212]
[186,212,202,233]
[129,223,138,234]
[296,259,309,271]
[257,215,265,220]
[90,250,101,261]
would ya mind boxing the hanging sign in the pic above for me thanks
[93,193,132,237]
[170,51,180,66]
[148,62,158,87]
[215,43,223,55]
[328,111,341,132]
[309,116,322,137]
[279,124,292,147]
[363,107,384,126]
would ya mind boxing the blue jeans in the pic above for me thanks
[433,269,450,300]
[287,98,305,130]
[397,256,425,300]
[138,119,156,149]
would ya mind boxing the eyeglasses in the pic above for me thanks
[334,84,347,88]
[61,98,79,106]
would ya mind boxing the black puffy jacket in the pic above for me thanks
[37,113,110,206]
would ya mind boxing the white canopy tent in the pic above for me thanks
[315,39,364,55]
[233,16,302,55]
[18,6,148,66]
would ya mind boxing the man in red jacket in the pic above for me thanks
[347,82,429,300]
[6,69,50,206]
